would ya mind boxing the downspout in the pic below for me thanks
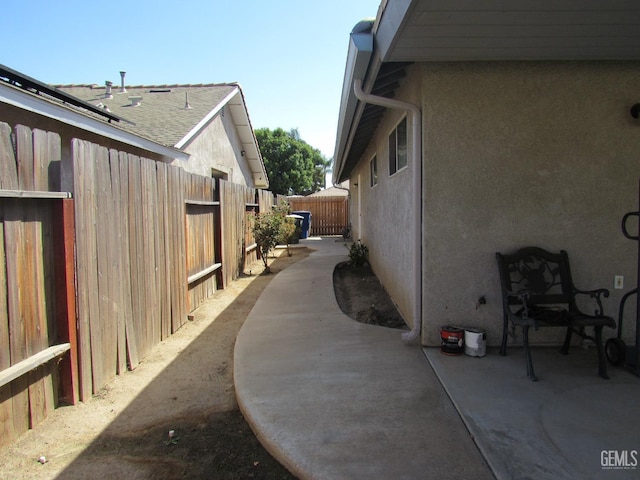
[333,182,352,238]
[353,78,422,343]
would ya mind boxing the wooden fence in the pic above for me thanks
[288,195,349,236]
[0,123,277,447]
[1,124,76,448]
[185,174,218,312]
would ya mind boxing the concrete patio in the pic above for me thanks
[234,237,640,479]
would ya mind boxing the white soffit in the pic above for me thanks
[378,0,640,62]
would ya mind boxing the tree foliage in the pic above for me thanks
[253,203,296,273]
[255,128,331,196]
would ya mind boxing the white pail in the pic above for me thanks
[464,328,486,357]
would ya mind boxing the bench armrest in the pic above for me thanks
[573,287,609,316]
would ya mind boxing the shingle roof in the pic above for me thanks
[56,83,238,148]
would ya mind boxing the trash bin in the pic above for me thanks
[286,214,303,244]
[292,211,312,239]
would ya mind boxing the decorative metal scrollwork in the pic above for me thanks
[508,254,562,296]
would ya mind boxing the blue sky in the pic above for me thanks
[1,0,381,161]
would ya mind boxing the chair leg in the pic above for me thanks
[523,326,537,381]
[500,316,509,356]
[560,326,572,355]
[594,326,610,380]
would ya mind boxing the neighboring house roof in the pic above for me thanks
[0,64,188,160]
[333,0,640,183]
[308,185,349,197]
[57,81,268,188]
[58,83,237,148]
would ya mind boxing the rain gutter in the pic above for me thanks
[352,78,422,343]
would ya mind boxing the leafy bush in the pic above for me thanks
[347,240,368,267]
[253,202,296,272]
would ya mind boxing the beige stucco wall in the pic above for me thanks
[351,60,640,347]
[349,70,423,327]
[171,112,254,187]
[424,61,640,346]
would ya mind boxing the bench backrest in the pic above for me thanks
[496,247,577,311]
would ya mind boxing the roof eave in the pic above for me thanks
[175,85,269,189]
[332,25,374,185]
[229,85,269,189]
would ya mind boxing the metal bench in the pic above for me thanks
[496,247,616,381]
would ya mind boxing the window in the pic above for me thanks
[388,117,408,175]
[369,155,378,187]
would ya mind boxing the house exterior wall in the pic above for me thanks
[349,70,423,327]
[171,113,254,187]
[349,61,640,347]
[421,61,640,346]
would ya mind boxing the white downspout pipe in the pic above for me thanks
[333,183,352,238]
[353,78,422,343]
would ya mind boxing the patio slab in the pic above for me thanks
[424,346,640,480]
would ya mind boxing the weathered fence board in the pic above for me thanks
[117,151,138,370]
[0,123,62,445]
[0,123,18,189]
[156,163,171,340]
[168,165,187,332]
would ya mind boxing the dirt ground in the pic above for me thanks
[333,261,407,330]
[0,244,405,480]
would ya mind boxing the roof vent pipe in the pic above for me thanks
[185,91,192,109]
[105,81,113,98]
[119,71,127,93]
[353,78,423,344]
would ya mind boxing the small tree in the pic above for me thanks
[278,215,297,257]
[253,203,296,273]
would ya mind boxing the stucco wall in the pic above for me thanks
[350,61,640,348]
[171,113,253,186]
[421,61,640,346]
[349,70,422,327]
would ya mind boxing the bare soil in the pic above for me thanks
[0,247,405,480]
[333,261,407,330]
[0,249,307,480]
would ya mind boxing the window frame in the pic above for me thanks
[369,154,378,187]
[388,116,408,176]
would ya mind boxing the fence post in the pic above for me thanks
[53,198,78,405]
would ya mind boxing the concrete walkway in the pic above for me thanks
[234,237,493,479]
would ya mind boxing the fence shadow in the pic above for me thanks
[46,250,309,479]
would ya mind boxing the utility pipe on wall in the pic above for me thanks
[353,78,422,343]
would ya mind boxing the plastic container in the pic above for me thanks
[292,211,312,238]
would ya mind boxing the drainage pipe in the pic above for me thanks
[353,78,422,343]
[332,183,352,238]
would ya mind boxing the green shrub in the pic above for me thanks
[253,202,296,272]
[347,240,368,267]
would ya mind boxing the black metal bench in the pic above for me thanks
[496,247,616,381]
